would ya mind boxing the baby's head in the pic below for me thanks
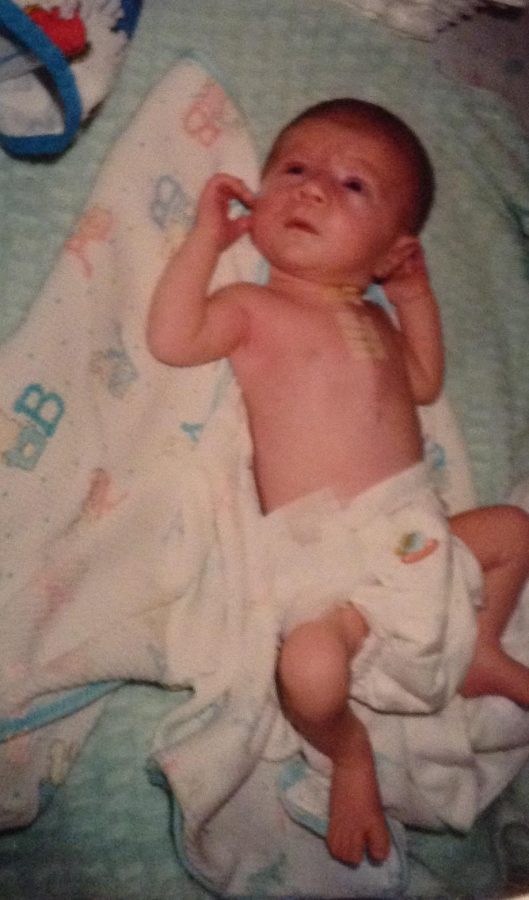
[252,99,434,289]
[264,98,434,236]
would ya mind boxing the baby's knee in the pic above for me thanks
[453,504,529,571]
[512,505,529,547]
[498,504,529,557]
[277,619,352,723]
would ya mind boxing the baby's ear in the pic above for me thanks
[374,235,421,282]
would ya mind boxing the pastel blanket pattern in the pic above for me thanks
[0,54,262,796]
[2,55,529,897]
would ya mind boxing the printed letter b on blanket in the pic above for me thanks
[2,383,64,470]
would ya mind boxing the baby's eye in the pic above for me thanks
[344,177,364,193]
[285,163,305,175]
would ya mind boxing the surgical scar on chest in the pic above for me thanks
[335,308,386,360]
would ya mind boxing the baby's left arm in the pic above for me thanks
[382,242,444,405]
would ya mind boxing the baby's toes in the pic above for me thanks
[327,822,367,867]
[366,819,391,863]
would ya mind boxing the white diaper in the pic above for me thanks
[262,463,482,714]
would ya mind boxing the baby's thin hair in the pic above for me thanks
[265,98,435,234]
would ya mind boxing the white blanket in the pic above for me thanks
[2,54,529,898]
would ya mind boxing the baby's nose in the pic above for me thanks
[298,175,327,202]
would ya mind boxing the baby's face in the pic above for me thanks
[251,119,414,288]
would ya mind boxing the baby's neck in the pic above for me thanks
[266,267,366,308]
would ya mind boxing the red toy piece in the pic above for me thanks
[26,5,87,58]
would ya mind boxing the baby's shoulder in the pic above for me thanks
[212,282,279,328]
[213,280,268,307]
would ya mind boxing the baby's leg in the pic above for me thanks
[277,604,390,866]
[450,505,529,704]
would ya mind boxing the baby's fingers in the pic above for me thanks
[225,211,252,243]
[205,173,255,209]
[195,174,254,248]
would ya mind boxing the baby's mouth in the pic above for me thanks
[285,217,318,234]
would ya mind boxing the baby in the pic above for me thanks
[148,100,529,867]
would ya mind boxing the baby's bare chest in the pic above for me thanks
[233,301,402,399]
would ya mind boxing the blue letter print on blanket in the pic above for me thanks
[4,383,65,470]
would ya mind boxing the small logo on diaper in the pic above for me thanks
[395,531,439,564]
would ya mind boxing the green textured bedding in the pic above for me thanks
[1,1,529,897]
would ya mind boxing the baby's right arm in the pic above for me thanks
[147,174,254,366]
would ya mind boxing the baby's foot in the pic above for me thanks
[327,726,391,866]
[461,643,529,707]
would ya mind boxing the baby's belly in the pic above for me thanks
[250,403,424,513]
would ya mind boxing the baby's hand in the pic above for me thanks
[382,241,432,309]
[195,173,254,251]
